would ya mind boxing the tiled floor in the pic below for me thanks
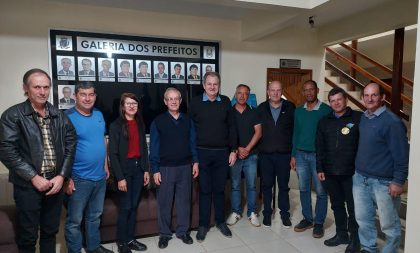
[55,189,403,253]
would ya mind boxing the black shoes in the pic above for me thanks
[294,219,314,232]
[281,217,292,228]
[117,243,131,253]
[177,234,194,244]
[312,224,324,238]
[87,245,114,253]
[158,237,171,249]
[128,240,147,251]
[196,226,208,242]
[263,216,271,227]
[324,233,349,246]
[216,222,232,238]
[345,233,361,253]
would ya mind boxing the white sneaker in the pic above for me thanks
[226,212,241,226]
[248,212,261,227]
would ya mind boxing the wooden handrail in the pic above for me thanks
[325,60,365,90]
[324,76,409,121]
[339,43,413,87]
[326,47,412,105]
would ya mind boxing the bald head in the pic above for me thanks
[267,81,283,104]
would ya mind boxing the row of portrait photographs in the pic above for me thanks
[56,56,215,84]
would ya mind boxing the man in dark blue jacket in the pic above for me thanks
[316,87,361,253]
[150,87,199,249]
[354,83,409,253]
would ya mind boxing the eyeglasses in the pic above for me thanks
[125,102,138,107]
[165,97,181,102]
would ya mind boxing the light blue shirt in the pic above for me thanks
[202,93,221,102]
[364,105,386,119]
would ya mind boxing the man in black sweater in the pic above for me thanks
[189,72,238,242]
[257,81,295,228]
[316,87,361,253]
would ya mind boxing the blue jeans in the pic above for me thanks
[65,177,106,253]
[230,154,257,217]
[353,172,401,253]
[295,150,327,224]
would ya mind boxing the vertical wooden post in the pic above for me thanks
[391,28,405,115]
[349,40,357,91]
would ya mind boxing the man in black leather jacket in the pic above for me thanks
[316,87,361,253]
[0,68,76,253]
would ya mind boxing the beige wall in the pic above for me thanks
[0,0,325,173]
[404,1,420,252]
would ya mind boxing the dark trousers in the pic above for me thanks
[197,148,229,227]
[156,164,192,237]
[259,153,291,219]
[13,184,64,253]
[323,175,358,234]
[117,159,144,243]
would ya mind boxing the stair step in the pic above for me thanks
[336,83,349,90]
[327,76,340,84]
[325,69,332,77]
[347,91,361,99]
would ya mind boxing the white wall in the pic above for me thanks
[404,2,420,252]
[0,0,325,173]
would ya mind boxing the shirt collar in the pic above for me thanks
[364,105,386,118]
[167,111,183,120]
[303,99,321,110]
[202,93,221,102]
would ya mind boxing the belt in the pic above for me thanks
[40,170,56,180]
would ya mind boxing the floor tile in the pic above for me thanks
[207,245,254,253]
[247,238,300,253]
[231,223,281,244]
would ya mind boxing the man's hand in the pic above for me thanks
[104,164,110,179]
[46,175,64,195]
[238,147,249,160]
[118,179,128,192]
[192,163,199,178]
[318,172,325,181]
[290,157,296,171]
[144,172,150,186]
[389,183,404,197]
[64,178,76,195]
[229,151,237,167]
[153,172,161,186]
[31,175,53,192]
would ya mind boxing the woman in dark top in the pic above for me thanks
[109,93,150,253]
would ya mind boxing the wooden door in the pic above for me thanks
[266,68,312,106]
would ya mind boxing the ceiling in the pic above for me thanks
[49,0,397,40]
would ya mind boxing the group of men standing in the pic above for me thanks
[0,68,408,253]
